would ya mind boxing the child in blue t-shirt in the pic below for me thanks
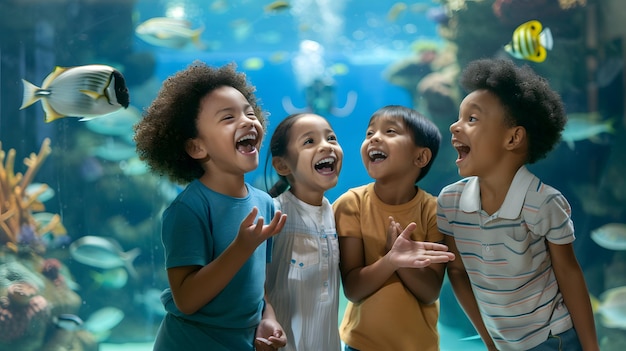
[134,61,287,351]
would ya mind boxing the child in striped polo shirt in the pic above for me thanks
[437,58,599,351]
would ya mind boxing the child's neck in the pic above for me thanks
[478,165,521,216]
[373,181,417,205]
[289,187,324,206]
[199,173,247,198]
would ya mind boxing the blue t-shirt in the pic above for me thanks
[158,180,275,349]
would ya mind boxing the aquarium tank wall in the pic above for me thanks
[0,0,625,350]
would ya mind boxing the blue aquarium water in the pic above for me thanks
[1,0,625,350]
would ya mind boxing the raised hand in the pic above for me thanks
[236,207,287,252]
[385,218,455,269]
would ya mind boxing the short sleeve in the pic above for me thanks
[332,190,362,239]
[436,187,455,237]
[161,201,211,269]
[526,191,575,245]
[423,194,444,243]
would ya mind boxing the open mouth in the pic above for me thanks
[368,149,387,163]
[453,142,470,160]
[236,133,257,154]
[314,157,336,174]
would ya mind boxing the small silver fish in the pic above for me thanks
[20,64,130,122]
[83,306,125,336]
[135,17,205,49]
[562,112,614,149]
[69,235,140,277]
[53,314,84,331]
[591,223,626,250]
[592,286,626,329]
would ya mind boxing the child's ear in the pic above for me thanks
[185,138,208,160]
[272,157,291,176]
[413,147,432,168]
[505,126,526,150]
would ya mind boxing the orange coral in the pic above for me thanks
[0,138,55,248]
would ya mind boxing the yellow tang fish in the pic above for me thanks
[20,64,130,123]
[504,20,553,63]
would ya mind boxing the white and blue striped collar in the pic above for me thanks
[459,165,536,219]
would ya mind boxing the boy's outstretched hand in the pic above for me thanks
[385,216,455,269]
[236,207,287,252]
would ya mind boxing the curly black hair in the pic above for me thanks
[133,62,264,185]
[459,58,566,164]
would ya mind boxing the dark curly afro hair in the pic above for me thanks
[459,58,566,164]
[133,62,264,184]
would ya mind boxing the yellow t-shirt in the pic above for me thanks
[333,183,443,351]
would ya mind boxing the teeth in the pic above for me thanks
[238,133,255,143]
[368,150,387,157]
[316,157,335,166]
[452,142,467,148]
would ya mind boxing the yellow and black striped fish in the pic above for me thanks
[504,20,553,63]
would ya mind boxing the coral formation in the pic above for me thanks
[41,258,65,288]
[0,282,50,346]
[0,138,65,254]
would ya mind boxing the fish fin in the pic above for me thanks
[123,247,141,279]
[540,27,553,51]
[504,44,523,60]
[527,46,547,63]
[42,66,69,88]
[191,24,207,49]
[79,115,105,122]
[41,99,67,123]
[565,139,575,150]
[20,79,42,109]
[80,89,104,100]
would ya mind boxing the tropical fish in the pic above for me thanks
[69,235,140,277]
[562,113,614,149]
[25,182,55,203]
[90,267,128,289]
[243,57,265,71]
[591,286,626,329]
[264,1,290,13]
[52,314,84,331]
[504,20,553,63]
[84,105,141,136]
[134,288,167,317]
[91,138,138,162]
[135,17,205,49]
[83,306,125,340]
[20,64,130,123]
[387,2,408,22]
[591,223,626,250]
[119,157,149,176]
[32,212,67,237]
